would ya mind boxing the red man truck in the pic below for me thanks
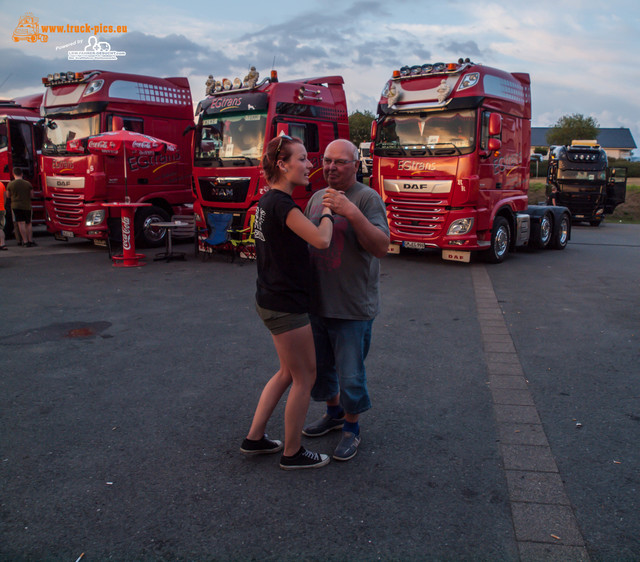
[1,94,45,237]
[370,59,571,263]
[40,70,194,247]
[192,67,349,257]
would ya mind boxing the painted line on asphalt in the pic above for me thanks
[471,265,591,562]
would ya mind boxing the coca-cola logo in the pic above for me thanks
[88,140,114,149]
[131,141,154,149]
[122,216,131,250]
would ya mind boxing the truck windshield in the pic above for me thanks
[375,109,476,156]
[195,111,267,167]
[42,115,100,155]
[558,170,606,182]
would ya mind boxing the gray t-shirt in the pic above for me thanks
[304,182,389,320]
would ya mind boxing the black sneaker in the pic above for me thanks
[302,413,345,437]
[279,447,330,470]
[25,241,37,247]
[240,434,283,455]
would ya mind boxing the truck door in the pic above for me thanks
[604,167,627,213]
[8,120,37,182]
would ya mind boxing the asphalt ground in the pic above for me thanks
[0,223,638,561]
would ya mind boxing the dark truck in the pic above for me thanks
[547,140,627,226]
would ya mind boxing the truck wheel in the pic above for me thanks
[135,206,170,248]
[536,213,552,249]
[486,216,510,263]
[552,213,570,250]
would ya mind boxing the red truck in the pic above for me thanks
[192,68,349,257]
[0,93,45,237]
[370,59,571,263]
[40,70,194,247]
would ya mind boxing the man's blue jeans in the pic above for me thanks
[309,315,373,415]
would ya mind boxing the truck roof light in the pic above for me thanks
[400,66,410,77]
[458,72,480,91]
[270,70,278,83]
[84,79,104,96]
[410,65,422,76]
[433,63,445,72]
[447,63,457,71]
[222,78,232,91]
[421,64,433,74]
[392,70,400,78]
[233,77,242,89]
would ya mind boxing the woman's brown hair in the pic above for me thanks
[261,135,304,183]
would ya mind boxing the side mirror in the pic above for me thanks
[370,120,378,142]
[488,113,502,136]
[488,138,501,151]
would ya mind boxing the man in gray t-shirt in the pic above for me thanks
[303,139,390,461]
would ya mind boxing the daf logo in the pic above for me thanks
[56,179,72,187]
[403,183,423,190]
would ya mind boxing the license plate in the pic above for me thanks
[387,243,400,254]
[404,241,426,250]
[62,230,75,238]
[442,250,471,263]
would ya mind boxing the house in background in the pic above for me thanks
[531,127,637,160]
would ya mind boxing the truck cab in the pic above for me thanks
[40,70,195,247]
[547,140,626,226]
[371,59,570,263]
[192,68,349,257]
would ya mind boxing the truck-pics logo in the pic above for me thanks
[12,13,128,52]
[12,13,48,43]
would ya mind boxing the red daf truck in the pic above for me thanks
[1,94,45,237]
[192,68,349,256]
[40,70,194,247]
[370,59,571,263]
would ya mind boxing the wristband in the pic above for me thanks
[320,214,334,224]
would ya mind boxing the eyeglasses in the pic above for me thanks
[322,157,357,166]
[274,134,292,161]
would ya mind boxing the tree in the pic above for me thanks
[546,113,599,147]
[348,110,375,146]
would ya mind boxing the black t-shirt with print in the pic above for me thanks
[254,189,310,313]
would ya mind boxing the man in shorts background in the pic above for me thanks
[7,168,36,247]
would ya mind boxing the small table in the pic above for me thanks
[153,222,188,262]
[102,202,151,268]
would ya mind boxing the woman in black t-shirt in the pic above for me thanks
[241,135,335,470]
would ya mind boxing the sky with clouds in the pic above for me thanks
[1,0,638,154]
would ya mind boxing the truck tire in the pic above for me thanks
[552,213,570,250]
[536,213,552,249]
[486,216,510,263]
[135,205,170,248]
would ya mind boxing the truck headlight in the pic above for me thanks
[85,210,105,226]
[447,218,474,235]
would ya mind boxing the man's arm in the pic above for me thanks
[322,188,389,258]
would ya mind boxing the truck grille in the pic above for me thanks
[558,186,603,218]
[198,177,251,203]
[51,192,84,228]
[386,194,449,239]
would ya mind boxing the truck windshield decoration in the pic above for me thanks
[557,170,606,182]
[195,111,267,167]
[375,109,476,156]
[42,115,100,155]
